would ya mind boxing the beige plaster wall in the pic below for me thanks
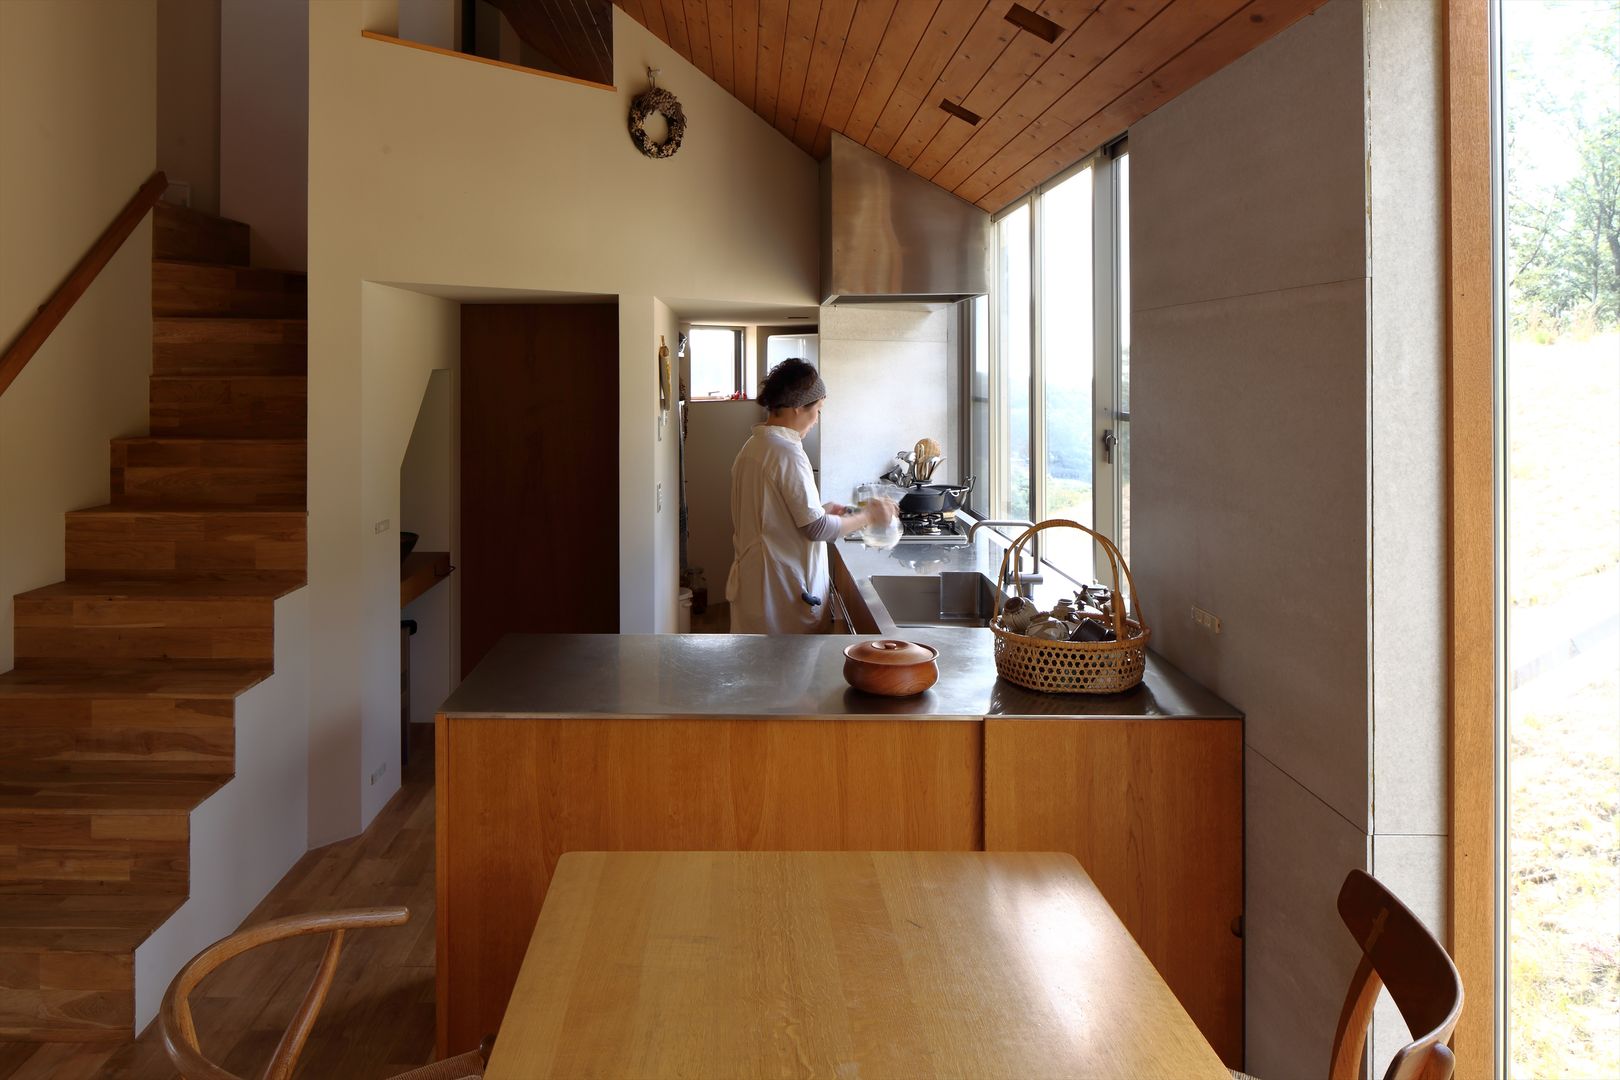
[157,0,221,214]
[401,366,458,726]
[0,0,156,672]
[220,0,307,270]
[307,1,816,839]
[352,284,460,826]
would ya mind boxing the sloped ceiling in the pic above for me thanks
[613,0,1329,212]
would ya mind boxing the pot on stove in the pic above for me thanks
[897,476,975,516]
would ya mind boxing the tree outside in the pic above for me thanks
[1503,3,1620,1077]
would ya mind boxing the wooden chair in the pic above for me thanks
[160,906,492,1080]
[1235,869,1464,1080]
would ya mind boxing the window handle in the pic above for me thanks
[1101,428,1117,464]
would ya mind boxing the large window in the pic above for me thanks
[1499,3,1620,1076]
[972,145,1129,581]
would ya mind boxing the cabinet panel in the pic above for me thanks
[438,715,982,1053]
[460,303,619,675]
[984,718,1243,1067]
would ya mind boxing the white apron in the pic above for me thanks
[725,424,831,634]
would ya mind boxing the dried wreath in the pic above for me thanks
[628,86,686,159]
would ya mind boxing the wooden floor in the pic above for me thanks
[0,726,439,1080]
[691,599,729,634]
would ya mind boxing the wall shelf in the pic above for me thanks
[401,550,453,608]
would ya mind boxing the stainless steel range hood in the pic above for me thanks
[821,132,991,305]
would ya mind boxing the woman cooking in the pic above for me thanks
[727,358,898,634]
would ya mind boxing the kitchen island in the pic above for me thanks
[435,535,1244,1066]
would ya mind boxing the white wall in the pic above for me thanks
[157,0,221,214]
[0,0,155,672]
[399,0,457,49]
[307,0,817,837]
[817,304,956,506]
[683,400,764,605]
[220,0,307,270]
[1128,0,1448,1072]
[401,366,458,723]
[652,299,681,632]
[133,589,310,1029]
[358,284,460,824]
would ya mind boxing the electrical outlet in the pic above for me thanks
[369,761,387,786]
[1192,605,1222,634]
[373,519,391,534]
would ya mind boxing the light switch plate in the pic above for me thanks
[1192,605,1222,634]
[374,519,390,534]
[656,483,663,512]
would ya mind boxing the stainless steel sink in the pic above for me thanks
[869,572,1004,629]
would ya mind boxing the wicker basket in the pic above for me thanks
[989,520,1150,694]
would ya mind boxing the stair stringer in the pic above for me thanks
[129,585,310,1031]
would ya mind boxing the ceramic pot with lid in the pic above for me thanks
[842,639,939,697]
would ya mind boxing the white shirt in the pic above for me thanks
[725,424,830,634]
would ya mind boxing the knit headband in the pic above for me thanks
[773,373,826,409]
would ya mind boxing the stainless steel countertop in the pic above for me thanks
[441,631,1239,722]
[441,528,1239,722]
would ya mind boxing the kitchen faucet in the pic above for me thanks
[967,520,1044,596]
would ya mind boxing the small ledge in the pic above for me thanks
[402,550,453,608]
[360,31,617,93]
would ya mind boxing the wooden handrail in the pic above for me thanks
[0,169,168,400]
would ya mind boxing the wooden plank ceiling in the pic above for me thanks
[612,0,1329,212]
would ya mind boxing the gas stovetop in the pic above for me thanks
[841,510,972,545]
[895,512,970,544]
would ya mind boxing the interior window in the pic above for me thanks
[687,326,744,400]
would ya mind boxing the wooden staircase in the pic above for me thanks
[0,204,307,1043]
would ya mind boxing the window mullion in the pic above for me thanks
[1029,193,1044,528]
[1093,153,1120,557]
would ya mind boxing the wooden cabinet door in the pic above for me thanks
[984,718,1243,1067]
[460,303,619,675]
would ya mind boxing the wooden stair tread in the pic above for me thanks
[17,575,305,602]
[148,373,307,383]
[152,258,305,279]
[0,203,311,1043]
[152,203,248,231]
[111,436,304,448]
[153,316,306,333]
[0,661,272,699]
[0,894,185,952]
[67,502,306,519]
[0,774,222,812]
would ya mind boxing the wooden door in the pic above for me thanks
[983,718,1244,1068]
[460,303,618,675]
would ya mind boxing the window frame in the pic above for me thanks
[684,324,748,401]
[964,142,1130,579]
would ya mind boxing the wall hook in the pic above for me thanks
[647,67,661,89]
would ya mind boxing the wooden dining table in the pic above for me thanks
[484,850,1229,1079]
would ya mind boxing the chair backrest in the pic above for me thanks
[159,906,411,1080]
[1329,870,1464,1080]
